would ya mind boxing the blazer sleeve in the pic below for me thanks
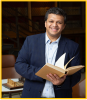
[15,37,44,82]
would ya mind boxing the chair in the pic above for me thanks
[2,55,23,98]
[72,79,85,98]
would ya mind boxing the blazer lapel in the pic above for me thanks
[39,33,45,65]
[55,36,67,62]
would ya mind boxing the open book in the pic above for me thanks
[35,53,84,81]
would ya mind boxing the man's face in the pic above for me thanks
[45,14,66,38]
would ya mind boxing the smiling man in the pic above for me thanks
[15,7,81,98]
[45,14,66,41]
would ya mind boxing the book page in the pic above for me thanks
[64,56,75,69]
[55,53,66,70]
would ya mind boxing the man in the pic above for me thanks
[15,7,81,98]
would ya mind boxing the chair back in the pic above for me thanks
[2,55,16,68]
[72,79,85,98]
[2,55,21,79]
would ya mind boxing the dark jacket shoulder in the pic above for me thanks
[61,35,79,47]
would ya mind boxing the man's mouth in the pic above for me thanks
[51,28,58,31]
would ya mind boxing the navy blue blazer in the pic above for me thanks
[15,33,81,98]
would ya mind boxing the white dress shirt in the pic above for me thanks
[41,33,61,98]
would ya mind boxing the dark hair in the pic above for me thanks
[45,7,67,24]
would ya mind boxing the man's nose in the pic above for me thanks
[53,22,57,26]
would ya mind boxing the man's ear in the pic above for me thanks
[63,24,66,30]
[45,21,47,28]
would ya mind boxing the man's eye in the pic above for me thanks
[49,21,53,23]
[57,22,62,24]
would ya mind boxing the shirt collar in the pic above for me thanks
[45,33,61,44]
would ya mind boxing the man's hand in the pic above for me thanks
[46,73,67,85]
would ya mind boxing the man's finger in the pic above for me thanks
[47,74,53,80]
[47,73,57,81]
[54,74,60,80]
[49,73,56,80]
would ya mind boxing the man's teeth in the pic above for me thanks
[51,28,58,30]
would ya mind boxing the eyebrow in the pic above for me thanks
[49,19,63,22]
